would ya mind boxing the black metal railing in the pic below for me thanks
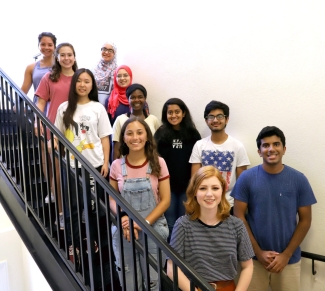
[0,67,215,291]
[301,251,325,275]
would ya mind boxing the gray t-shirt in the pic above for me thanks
[169,215,254,282]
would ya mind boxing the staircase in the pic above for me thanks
[0,67,214,291]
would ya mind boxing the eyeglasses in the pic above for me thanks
[101,47,114,54]
[206,114,227,121]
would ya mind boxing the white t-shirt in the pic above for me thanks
[189,135,250,205]
[55,101,113,168]
[112,114,160,142]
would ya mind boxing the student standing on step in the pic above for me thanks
[231,126,317,291]
[189,100,250,213]
[34,42,78,229]
[167,166,254,291]
[154,98,201,241]
[54,68,112,256]
[109,117,170,291]
[21,32,57,102]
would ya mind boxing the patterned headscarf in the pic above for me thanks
[93,41,117,90]
[108,65,133,118]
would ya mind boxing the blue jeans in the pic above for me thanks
[112,217,168,291]
[164,191,187,242]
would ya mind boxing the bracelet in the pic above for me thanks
[145,219,150,225]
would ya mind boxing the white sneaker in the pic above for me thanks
[55,213,64,230]
[45,193,55,204]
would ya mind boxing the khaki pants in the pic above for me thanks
[248,259,301,291]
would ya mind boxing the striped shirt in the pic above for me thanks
[169,215,254,282]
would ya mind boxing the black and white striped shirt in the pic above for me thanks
[169,215,254,282]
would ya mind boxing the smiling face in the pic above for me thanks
[39,36,55,58]
[76,72,93,99]
[258,135,286,170]
[116,69,131,87]
[167,104,185,129]
[123,121,147,153]
[196,176,223,212]
[57,46,76,70]
[205,108,228,133]
[101,43,115,62]
[129,89,146,111]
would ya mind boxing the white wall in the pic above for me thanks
[1,1,324,290]
[0,204,52,291]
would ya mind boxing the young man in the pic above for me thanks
[189,100,250,208]
[231,126,317,291]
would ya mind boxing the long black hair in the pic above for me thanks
[63,68,99,129]
[50,43,78,82]
[158,98,197,140]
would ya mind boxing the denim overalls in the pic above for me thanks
[112,157,169,291]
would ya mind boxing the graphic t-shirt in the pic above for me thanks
[154,127,201,192]
[189,135,250,205]
[55,101,112,168]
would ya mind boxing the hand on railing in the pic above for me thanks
[34,121,44,136]
[47,139,58,154]
[123,226,140,241]
[121,216,142,241]
[52,138,59,151]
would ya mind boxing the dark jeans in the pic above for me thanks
[164,190,187,243]
[64,165,108,247]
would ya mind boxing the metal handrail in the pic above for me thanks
[0,66,215,291]
[301,251,325,275]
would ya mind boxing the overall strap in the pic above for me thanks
[146,162,152,175]
[121,156,128,177]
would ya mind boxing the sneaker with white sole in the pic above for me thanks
[45,193,55,204]
[55,214,64,230]
[69,245,80,265]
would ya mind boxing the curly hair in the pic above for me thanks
[119,117,161,177]
[184,165,231,221]
[50,43,78,82]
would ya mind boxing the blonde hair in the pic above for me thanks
[184,166,231,221]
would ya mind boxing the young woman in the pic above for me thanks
[154,98,200,240]
[167,166,254,291]
[54,69,112,256]
[92,41,117,106]
[54,68,111,177]
[109,117,170,291]
[107,65,150,125]
[21,32,57,99]
[107,65,133,125]
[34,42,78,229]
[112,83,160,160]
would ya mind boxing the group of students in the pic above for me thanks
[22,32,317,291]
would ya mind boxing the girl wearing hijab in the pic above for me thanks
[107,65,133,125]
[92,42,117,106]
